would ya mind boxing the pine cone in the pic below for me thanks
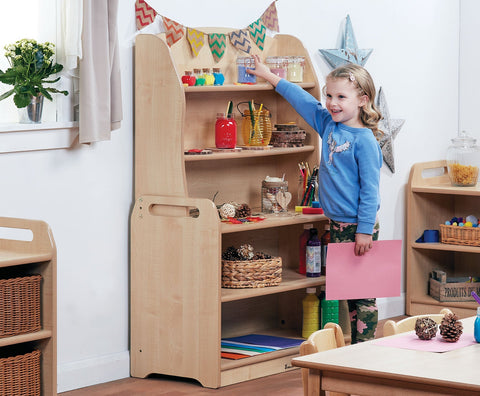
[222,246,240,261]
[235,203,252,218]
[237,244,254,260]
[415,317,437,340]
[252,251,272,260]
[439,313,463,342]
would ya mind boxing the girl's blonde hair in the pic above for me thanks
[325,64,383,140]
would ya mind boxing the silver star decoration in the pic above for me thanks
[376,87,405,173]
[319,15,373,68]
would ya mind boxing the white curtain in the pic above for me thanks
[79,0,123,143]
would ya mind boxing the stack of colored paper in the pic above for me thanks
[221,334,304,360]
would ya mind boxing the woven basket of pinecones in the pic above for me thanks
[221,244,282,288]
[439,312,463,342]
[414,317,438,340]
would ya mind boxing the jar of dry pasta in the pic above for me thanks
[446,131,480,187]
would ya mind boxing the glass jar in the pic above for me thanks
[212,67,225,85]
[446,131,480,187]
[202,68,215,86]
[287,56,305,83]
[236,57,256,84]
[266,56,287,79]
[215,113,237,149]
[194,68,205,86]
[181,70,196,86]
[241,108,272,146]
[261,179,289,214]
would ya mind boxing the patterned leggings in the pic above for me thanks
[329,219,380,343]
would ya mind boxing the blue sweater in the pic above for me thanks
[276,79,382,234]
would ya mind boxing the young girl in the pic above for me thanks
[247,57,383,343]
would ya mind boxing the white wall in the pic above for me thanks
[0,0,461,392]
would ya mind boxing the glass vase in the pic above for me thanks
[18,94,44,124]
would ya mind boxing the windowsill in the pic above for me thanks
[0,122,79,153]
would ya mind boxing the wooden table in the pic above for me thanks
[292,316,480,396]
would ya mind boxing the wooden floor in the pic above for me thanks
[60,316,406,396]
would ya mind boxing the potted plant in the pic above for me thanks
[0,38,68,123]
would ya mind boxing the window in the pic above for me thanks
[0,0,73,123]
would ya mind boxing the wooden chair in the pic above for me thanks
[383,308,453,337]
[299,323,348,396]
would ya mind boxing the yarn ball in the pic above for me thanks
[414,317,438,340]
[219,203,236,219]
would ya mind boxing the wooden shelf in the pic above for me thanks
[221,212,326,234]
[131,31,322,389]
[185,146,315,162]
[0,217,57,395]
[222,269,325,302]
[411,242,480,253]
[406,160,480,318]
[0,330,53,348]
[184,82,316,93]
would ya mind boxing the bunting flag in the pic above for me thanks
[229,29,252,54]
[135,0,157,30]
[187,28,205,57]
[136,0,279,56]
[248,19,266,51]
[261,1,280,32]
[208,33,227,62]
[163,16,184,47]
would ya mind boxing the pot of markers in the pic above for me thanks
[471,291,480,342]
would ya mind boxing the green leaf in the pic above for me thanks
[0,89,14,101]
[13,93,31,108]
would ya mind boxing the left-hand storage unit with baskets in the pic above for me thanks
[0,217,56,396]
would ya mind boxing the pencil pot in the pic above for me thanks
[237,102,272,146]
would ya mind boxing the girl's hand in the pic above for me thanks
[354,233,373,256]
[246,54,281,87]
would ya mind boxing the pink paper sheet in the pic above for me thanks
[325,240,401,300]
[373,331,477,352]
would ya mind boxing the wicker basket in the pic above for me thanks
[0,349,41,396]
[0,275,41,338]
[222,257,282,288]
[439,224,480,246]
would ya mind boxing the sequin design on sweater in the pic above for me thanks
[327,131,351,165]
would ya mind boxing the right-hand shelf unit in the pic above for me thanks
[406,160,480,318]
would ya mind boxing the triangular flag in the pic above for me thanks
[208,33,227,62]
[229,29,252,54]
[187,28,204,57]
[248,18,267,51]
[163,16,184,47]
[261,1,280,32]
[135,0,157,30]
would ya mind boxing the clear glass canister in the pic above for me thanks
[266,56,287,79]
[261,179,289,214]
[446,131,480,187]
[287,56,305,83]
[237,57,256,84]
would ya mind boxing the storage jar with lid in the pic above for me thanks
[237,57,256,84]
[286,56,305,83]
[266,56,287,79]
[446,131,480,187]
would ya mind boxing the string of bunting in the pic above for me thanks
[134,0,279,60]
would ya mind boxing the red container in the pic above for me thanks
[215,113,237,149]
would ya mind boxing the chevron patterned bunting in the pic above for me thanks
[248,19,266,51]
[261,1,280,32]
[229,29,252,54]
[163,16,184,47]
[208,33,227,62]
[135,0,157,30]
[187,28,205,57]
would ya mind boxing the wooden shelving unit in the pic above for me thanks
[130,30,326,388]
[406,160,480,318]
[0,216,56,395]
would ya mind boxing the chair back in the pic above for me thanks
[383,308,452,337]
[299,323,347,396]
